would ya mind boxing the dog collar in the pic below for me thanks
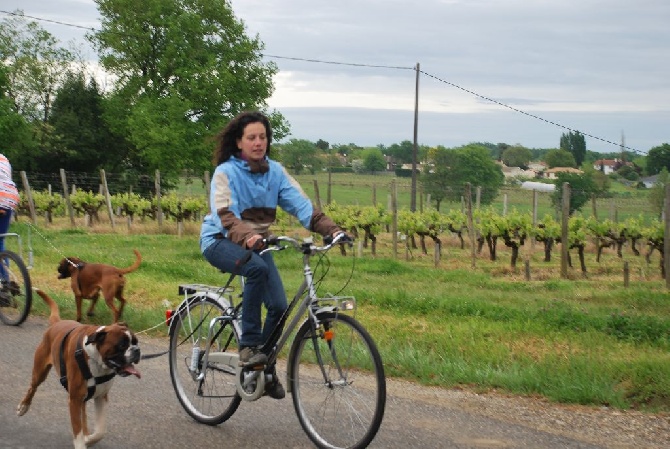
[59,328,116,402]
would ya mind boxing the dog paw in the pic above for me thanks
[85,432,104,446]
[16,402,30,416]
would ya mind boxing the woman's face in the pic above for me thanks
[237,121,268,162]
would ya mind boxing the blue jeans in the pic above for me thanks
[203,238,288,347]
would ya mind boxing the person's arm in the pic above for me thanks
[210,168,257,246]
[274,165,342,238]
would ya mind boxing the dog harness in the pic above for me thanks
[59,327,116,402]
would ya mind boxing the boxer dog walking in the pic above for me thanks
[57,249,142,322]
[17,289,141,449]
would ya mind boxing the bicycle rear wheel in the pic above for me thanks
[0,250,32,326]
[289,312,386,449]
[168,296,241,425]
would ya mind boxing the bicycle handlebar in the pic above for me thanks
[260,232,353,256]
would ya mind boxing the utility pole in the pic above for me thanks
[411,62,420,212]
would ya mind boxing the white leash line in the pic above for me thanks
[25,222,78,268]
[136,319,169,335]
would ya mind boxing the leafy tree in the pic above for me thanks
[90,0,286,179]
[278,139,322,174]
[0,12,77,122]
[429,144,504,206]
[645,143,670,176]
[48,73,128,172]
[501,145,532,168]
[584,167,611,195]
[550,172,599,215]
[332,143,359,157]
[560,131,586,167]
[0,65,31,161]
[385,140,429,165]
[469,141,501,159]
[315,139,330,151]
[648,168,669,218]
[544,149,576,168]
[616,164,640,181]
[362,148,386,173]
[421,146,454,210]
[0,12,78,170]
[385,140,414,165]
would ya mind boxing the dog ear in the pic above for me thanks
[87,329,108,346]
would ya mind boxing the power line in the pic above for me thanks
[261,53,414,71]
[0,9,646,154]
[0,9,96,32]
[420,70,643,155]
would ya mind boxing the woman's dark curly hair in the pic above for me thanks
[212,111,273,166]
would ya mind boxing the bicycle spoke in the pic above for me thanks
[290,313,386,449]
[0,250,31,326]
[169,297,241,424]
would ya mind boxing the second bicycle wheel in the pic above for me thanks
[0,250,32,326]
[289,312,386,449]
[169,295,241,425]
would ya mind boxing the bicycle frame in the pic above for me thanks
[0,233,27,265]
[173,235,355,401]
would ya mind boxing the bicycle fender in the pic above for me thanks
[314,305,338,315]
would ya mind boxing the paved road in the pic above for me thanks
[0,317,618,449]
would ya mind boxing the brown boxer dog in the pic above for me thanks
[57,249,142,322]
[17,289,141,449]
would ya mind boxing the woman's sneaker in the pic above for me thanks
[264,368,285,399]
[238,346,268,367]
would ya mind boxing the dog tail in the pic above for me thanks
[119,249,142,275]
[33,288,60,324]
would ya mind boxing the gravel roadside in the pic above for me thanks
[387,377,670,449]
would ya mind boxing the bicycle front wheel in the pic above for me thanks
[289,312,386,449]
[169,296,241,425]
[0,250,32,326]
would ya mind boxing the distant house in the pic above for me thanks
[528,161,547,172]
[593,158,633,175]
[543,167,584,179]
[640,175,659,188]
[495,161,538,179]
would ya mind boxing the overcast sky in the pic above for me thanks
[4,0,669,154]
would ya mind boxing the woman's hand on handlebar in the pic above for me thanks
[325,231,354,246]
[246,234,265,250]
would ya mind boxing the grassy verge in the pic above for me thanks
[12,220,670,412]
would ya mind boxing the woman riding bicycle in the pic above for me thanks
[0,153,20,304]
[199,111,343,400]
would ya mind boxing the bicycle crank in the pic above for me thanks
[235,364,266,401]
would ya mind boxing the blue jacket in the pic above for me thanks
[200,156,338,252]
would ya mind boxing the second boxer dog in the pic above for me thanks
[17,289,141,449]
[57,249,142,322]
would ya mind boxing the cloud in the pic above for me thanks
[6,0,670,153]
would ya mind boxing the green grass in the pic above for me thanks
[11,218,670,413]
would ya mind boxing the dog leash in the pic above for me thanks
[135,320,172,360]
[25,222,78,268]
[26,222,176,360]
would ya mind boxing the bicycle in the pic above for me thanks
[168,232,386,449]
[0,232,33,326]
